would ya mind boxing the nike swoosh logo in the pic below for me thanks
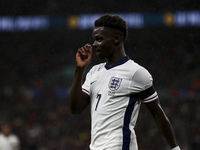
[90,81,97,85]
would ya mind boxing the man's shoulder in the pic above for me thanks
[0,133,5,141]
[125,59,145,71]
[6,134,20,144]
[89,62,106,73]
[93,62,106,68]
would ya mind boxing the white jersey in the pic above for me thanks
[82,56,158,150]
[0,133,20,150]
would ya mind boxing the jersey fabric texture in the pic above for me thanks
[82,56,158,150]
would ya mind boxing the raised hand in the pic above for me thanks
[76,44,92,68]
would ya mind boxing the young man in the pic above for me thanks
[0,123,20,150]
[69,13,180,150]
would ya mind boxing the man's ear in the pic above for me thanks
[114,35,120,46]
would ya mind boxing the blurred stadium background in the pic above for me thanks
[0,0,200,150]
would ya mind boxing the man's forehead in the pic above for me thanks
[93,27,106,33]
[93,26,114,36]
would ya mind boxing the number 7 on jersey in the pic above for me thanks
[95,94,101,111]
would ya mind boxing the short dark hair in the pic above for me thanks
[94,13,128,41]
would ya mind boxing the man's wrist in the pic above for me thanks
[75,66,85,72]
[172,146,180,150]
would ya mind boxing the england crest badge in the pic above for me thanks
[108,77,122,91]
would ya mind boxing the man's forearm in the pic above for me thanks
[154,109,179,149]
[69,67,85,113]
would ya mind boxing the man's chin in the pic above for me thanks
[96,53,104,59]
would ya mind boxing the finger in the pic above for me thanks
[85,43,91,49]
[77,48,88,60]
[85,44,93,55]
[79,46,91,55]
[78,47,86,55]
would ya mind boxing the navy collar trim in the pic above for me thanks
[105,56,130,70]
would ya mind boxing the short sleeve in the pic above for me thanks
[131,67,153,92]
[131,67,158,103]
[82,72,91,95]
[82,69,92,95]
[139,86,158,103]
[82,63,105,95]
[10,134,20,149]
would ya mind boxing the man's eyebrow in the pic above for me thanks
[93,34,102,38]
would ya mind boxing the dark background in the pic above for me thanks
[0,1,200,150]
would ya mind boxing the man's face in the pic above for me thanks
[92,27,116,59]
[1,125,11,136]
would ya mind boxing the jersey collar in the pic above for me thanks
[105,56,130,70]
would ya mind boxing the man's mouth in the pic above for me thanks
[96,49,100,55]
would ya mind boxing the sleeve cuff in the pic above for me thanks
[82,88,89,95]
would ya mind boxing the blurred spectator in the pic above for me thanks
[0,123,20,150]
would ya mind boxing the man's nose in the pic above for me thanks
[92,41,97,48]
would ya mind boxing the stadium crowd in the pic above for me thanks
[0,27,200,149]
[1,0,200,15]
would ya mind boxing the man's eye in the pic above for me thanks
[96,38,102,42]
